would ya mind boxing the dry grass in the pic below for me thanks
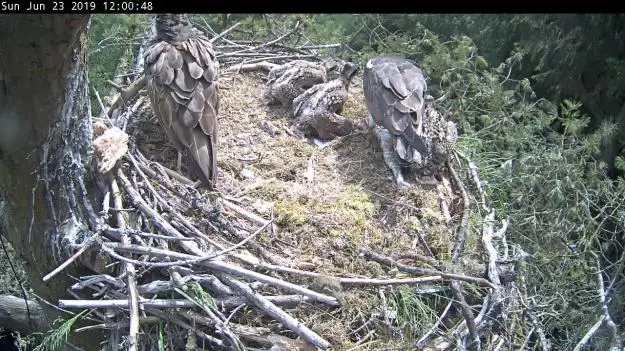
[132,70,463,349]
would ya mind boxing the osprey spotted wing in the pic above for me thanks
[363,55,456,187]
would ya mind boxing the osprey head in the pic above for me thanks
[153,14,195,44]
[341,61,360,82]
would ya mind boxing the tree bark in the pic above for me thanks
[0,295,47,334]
[0,14,103,349]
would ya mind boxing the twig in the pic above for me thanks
[184,310,316,350]
[158,163,194,184]
[573,254,621,350]
[104,227,196,241]
[209,219,273,259]
[297,43,341,50]
[517,276,551,351]
[120,161,281,271]
[110,177,139,351]
[362,188,441,219]
[393,252,440,267]
[147,308,226,349]
[482,212,505,287]
[573,314,608,351]
[124,153,223,249]
[205,255,443,286]
[0,240,35,330]
[448,162,471,262]
[415,301,453,349]
[221,61,278,74]
[359,249,495,288]
[339,276,442,286]
[454,150,488,212]
[450,280,480,351]
[210,22,241,44]
[92,87,111,121]
[220,21,301,57]
[215,272,332,350]
[436,182,452,223]
[59,296,315,310]
[107,75,146,118]
[228,54,317,66]
[222,199,271,226]
[174,287,245,351]
[214,217,288,266]
[106,80,123,91]
[130,152,196,197]
[517,326,535,351]
[116,170,205,256]
[220,52,300,58]
[42,235,97,282]
[117,96,145,132]
[447,160,479,350]
[74,317,160,333]
[111,221,272,270]
[103,242,340,306]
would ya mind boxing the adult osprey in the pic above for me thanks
[363,55,456,187]
[144,14,219,189]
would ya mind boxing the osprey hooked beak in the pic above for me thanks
[342,62,360,80]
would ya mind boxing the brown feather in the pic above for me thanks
[364,55,427,137]
[174,65,198,93]
[145,41,167,64]
[166,49,184,70]
[187,61,204,79]
[144,14,220,189]
[187,88,206,114]
[158,65,175,85]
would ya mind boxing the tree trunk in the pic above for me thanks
[0,14,103,349]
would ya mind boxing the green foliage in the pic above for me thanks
[157,321,165,351]
[87,14,148,115]
[186,282,217,311]
[420,30,623,350]
[386,286,444,341]
[34,311,87,351]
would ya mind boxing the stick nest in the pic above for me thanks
[55,20,522,351]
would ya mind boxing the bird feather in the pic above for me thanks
[145,14,220,189]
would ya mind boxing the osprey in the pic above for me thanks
[363,55,457,187]
[144,14,219,189]
[292,60,359,141]
[263,60,327,107]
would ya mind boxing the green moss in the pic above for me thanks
[334,185,375,227]
[254,182,282,200]
[405,216,423,231]
[275,199,310,227]
[428,224,453,260]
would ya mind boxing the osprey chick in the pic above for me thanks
[144,14,220,189]
[292,60,359,141]
[263,60,327,107]
[363,55,457,187]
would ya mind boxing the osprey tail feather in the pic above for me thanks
[187,128,217,189]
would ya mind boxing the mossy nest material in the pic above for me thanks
[130,70,466,350]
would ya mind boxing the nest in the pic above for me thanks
[50,20,520,351]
